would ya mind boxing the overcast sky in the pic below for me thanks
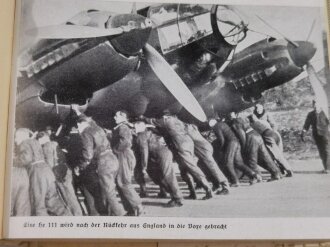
[18,0,326,69]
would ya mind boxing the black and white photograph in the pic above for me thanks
[4,0,330,240]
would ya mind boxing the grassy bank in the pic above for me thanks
[271,109,319,160]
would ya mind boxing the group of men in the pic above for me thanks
[10,100,330,217]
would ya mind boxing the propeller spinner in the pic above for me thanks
[288,41,316,67]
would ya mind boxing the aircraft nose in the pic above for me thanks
[107,14,152,56]
[287,41,316,67]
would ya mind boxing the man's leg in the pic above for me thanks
[79,167,107,216]
[116,150,142,216]
[223,142,240,185]
[134,159,148,197]
[315,135,330,171]
[42,167,73,216]
[195,140,228,187]
[258,144,281,180]
[11,167,31,216]
[233,145,258,183]
[55,166,83,216]
[179,164,197,199]
[322,136,330,171]
[158,149,183,204]
[245,136,262,176]
[177,148,212,199]
[98,153,126,216]
[147,160,168,198]
[263,133,292,173]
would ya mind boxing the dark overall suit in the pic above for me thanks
[303,110,330,171]
[251,120,292,172]
[229,118,247,148]
[244,129,281,178]
[136,129,182,201]
[78,122,125,216]
[112,122,142,214]
[212,121,256,185]
[42,141,83,216]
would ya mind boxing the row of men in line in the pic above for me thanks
[11,102,296,217]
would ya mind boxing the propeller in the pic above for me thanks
[305,63,329,117]
[26,24,125,39]
[143,44,207,122]
[306,19,316,41]
[218,48,235,73]
[131,3,137,14]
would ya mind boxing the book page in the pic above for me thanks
[3,0,330,240]
[0,0,16,240]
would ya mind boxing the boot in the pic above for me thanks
[167,198,183,207]
[267,174,280,182]
[139,184,148,198]
[184,173,197,200]
[230,182,240,187]
[201,180,213,200]
[216,182,230,195]
[157,186,168,198]
[250,173,262,185]
[133,205,144,216]
[212,183,220,192]
[202,187,213,200]
[285,170,293,177]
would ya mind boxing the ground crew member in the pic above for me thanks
[37,131,83,216]
[70,108,106,216]
[185,123,229,195]
[135,122,183,207]
[253,103,283,151]
[11,128,32,216]
[253,104,277,130]
[242,121,282,181]
[142,111,212,200]
[177,51,218,85]
[133,135,149,198]
[61,129,90,215]
[17,129,72,216]
[133,126,168,199]
[74,110,126,216]
[302,100,330,173]
[210,119,259,186]
[112,110,143,216]
[228,112,256,179]
[249,115,293,177]
[228,112,247,148]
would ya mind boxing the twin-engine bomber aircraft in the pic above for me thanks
[15,3,326,131]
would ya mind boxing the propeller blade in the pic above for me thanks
[219,48,235,73]
[306,63,329,117]
[27,25,124,39]
[306,19,316,41]
[143,44,207,122]
[256,15,299,48]
[131,3,137,14]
